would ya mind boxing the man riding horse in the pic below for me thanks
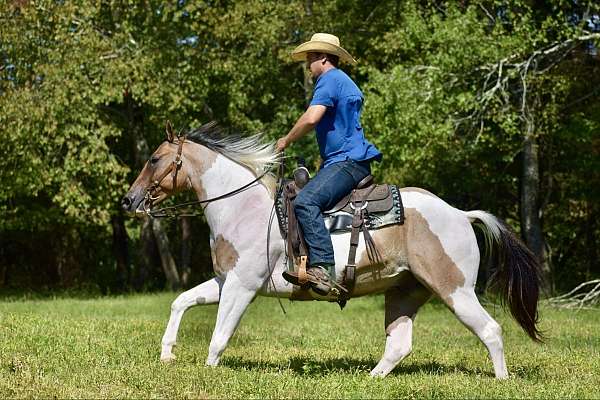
[123,33,541,378]
[276,33,382,295]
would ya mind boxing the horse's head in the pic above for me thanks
[122,121,192,215]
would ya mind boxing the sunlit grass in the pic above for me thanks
[1,293,599,398]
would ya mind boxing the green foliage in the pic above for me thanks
[361,3,529,208]
[0,0,599,291]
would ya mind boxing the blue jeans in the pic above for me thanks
[294,159,371,266]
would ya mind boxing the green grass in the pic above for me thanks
[1,293,599,398]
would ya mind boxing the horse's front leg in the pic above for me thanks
[206,267,260,366]
[160,277,223,362]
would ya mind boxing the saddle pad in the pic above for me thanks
[276,184,404,237]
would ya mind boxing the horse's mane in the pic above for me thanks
[185,122,279,196]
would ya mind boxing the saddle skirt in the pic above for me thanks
[275,180,404,238]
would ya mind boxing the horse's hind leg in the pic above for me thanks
[450,287,508,378]
[409,227,508,378]
[405,209,508,378]
[161,277,222,362]
[371,274,431,377]
[409,251,508,379]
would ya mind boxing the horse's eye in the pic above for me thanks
[150,156,160,165]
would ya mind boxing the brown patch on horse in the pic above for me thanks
[356,224,408,269]
[187,146,218,201]
[289,287,314,301]
[211,234,239,275]
[404,208,465,309]
[198,147,218,172]
[350,225,409,294]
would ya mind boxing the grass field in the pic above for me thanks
[1,293,599,398]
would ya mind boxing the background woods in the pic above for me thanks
[1,0,598,295]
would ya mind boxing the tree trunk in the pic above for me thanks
[128,96,156,289]
[134,216,160,290]
[54,228,81,288]
[111,212,130,291]
[180,216,192,287]
[305,0,312,16]
[151,218,181,291]
[520,132,552,295]
[0,240,6,287]
[586,201,597,279]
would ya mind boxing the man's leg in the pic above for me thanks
[293,159,370,274]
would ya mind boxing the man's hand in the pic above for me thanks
[276,137,288,153]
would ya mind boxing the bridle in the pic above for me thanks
[144,136,186,214]
[143,137,279,218]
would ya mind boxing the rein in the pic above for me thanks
[147,169,272,218]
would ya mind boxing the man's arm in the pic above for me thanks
[276,105,326,152]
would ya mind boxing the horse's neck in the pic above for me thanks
[189,150,273,236]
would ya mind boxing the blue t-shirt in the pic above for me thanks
[310,68,382,168]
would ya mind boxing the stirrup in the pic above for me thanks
[310,273,349,297]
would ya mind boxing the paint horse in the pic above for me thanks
[122,123,541,379]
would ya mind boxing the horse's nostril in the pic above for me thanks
[121,196,132,210]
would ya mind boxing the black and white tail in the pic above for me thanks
[464,210,542,342]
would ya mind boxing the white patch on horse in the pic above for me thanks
[201,154,271,235]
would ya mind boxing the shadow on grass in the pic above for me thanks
[392,360,495,378]
[222,355,372,375]
[221,355,525,378]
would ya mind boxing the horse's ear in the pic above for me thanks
[165,120,174,143]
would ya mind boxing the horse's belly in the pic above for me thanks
[353,261,410,296]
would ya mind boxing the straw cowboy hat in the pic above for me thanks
[291,33,357,65]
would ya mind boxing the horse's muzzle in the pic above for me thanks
[121,192,146,215]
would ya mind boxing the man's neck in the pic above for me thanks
[315,64,336,79]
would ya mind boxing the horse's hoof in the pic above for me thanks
[205,357,220,367]
[160,353,176,363]
[370,361,392,378]
[370,369,386,378]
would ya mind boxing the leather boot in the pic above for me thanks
[282,265,333,296]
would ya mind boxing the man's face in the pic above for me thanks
[306,52,325,77]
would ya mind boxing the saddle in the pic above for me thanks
[276,164,404,307]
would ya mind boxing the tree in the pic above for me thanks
[1,0,598,294]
